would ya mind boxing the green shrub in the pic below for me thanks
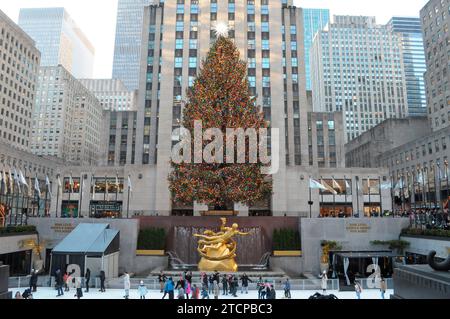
[137,228,166,250]
[0,225,36,235]
[401,228,450,238]
[321,240,342,251]
[370,240,410,253]
[272,228,301,250]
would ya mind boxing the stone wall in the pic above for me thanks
[401,235,450,259]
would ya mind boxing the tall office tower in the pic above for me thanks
[18,7,95,78]
[302,8,330,91]
[387,17,427,117]
[0,10,41,151]
[420,0,450,131]
[112,0,154,90]
[79,79,138,166]
[31,66,104,165]
[137,0,309,214]
[311,16,409,143]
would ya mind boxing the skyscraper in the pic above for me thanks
[112,0,154,90]
[18,7,95,79]
[311,16,409,142]
[302,8,330,91]
[420,0,450,131]
[387,17,427,117]
[0,9,41,151]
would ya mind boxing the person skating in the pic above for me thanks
[192,284,200,299]
[84,268,91,293]
[185,280,191,299]
[63,271,70,292]
[240,273,252,294]
[201,284,209,299]
[267,285,276,299]
[221,274,228,295]
[208,274,214,294]
[74,277,83,299]
[178,285,185,299]
[158,271,167,293]
[320,270,328,294]
[380,278,387,299]
[257,277,265,299]
[185,271,193,285]
[29,269,38,292]
[283,278,291,299]
[354,281,363,299]
[232,276,239,297]
[123,272,131,299]
[55,269,64,297]
[138,280,148,299]
[213,281,220,299]
[162,277,175,299]
[99,270,106,292]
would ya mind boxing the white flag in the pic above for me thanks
[332,178,342,193]
[309,178,327,191]
[57,175,62,188]
[45,176,52,198]
[128,175,133,193]
[92,176,96,200]
[69,175,74,193]
[8,169,13,192]
[13,168,21,193]
[2,171,7,195]
[105,178,109,196]
[321,179,338,195]
[34,177,41,198]
[380,181,392,190]
[19,170,28,187]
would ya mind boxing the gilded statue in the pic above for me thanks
[194,218,248,272]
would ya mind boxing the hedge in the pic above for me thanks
[272,228,301,251]
[137,228,166,250]
[401,228,450,238]
[0,225,37,235]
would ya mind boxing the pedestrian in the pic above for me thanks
[283,278,291,299]
[158,271,167,293]
[55,269,64,297]
[163,277,175,299]
[123,272,131,299]
[138,280,148,299]
[240,273,252,294]
[320,270,328,294]
[222,274,228,295]
[380,278,387,299]
[201,284,209,299]
[213,281,220,299]
[74,277,83,299]
[354,281,362,299]
[192,284,200,299]
[29,269,38,292]
[99,270,106,292]
[257,277,264,299]
[185,280,191,299]
[84,268,91,293]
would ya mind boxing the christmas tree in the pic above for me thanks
[168,35,272,209]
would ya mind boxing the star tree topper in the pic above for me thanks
[213,22,229,38]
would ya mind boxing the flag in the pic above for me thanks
[28,174,33,197]
[19,170,28,187]
[69,175,74,193]
[13,168,21,193]
[105,178,109,196]
[309,178,327,191]
[8,169,13,192]
[2,170,7,195]
[45,175,52,198]
[128,175,133,193]
[321,179,338,195]
[394,179,404,190]
[332,178,342,193]
[416,171,424,184]
[115,175,120,193]
[34,176,41,199]
[92,175,96,200]
[380,181,392,190]
[57,175,62,188]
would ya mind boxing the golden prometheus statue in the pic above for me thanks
[194,218,249,272]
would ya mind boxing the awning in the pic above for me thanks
[334,251,402,259]
[52,223,120,256]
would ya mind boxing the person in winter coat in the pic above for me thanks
[74,277,83,299]
[163,277,175,299]
[158,271,167,293]
[380,278,387,299]
[29,269,38,292]
[123,272,131,299]
[201,284,209,299]
[268,285,276,299]
[320,271,328,294]
[354,281,363,299]
[84,268,91,293]
[201,272,208,288]
[213,282,220,299]
[185,280,191,299]
[64,272,71,292]
[208,275,214,294]
[99,270,106,292]
[185,271,193,285]
[191,284,200,299]
[283,278,291,299]
[232,276,239,297]
[240,273,252,294]
[221,275,228,295]
[55,269,64,297]
[138,280,148,299]
[178,286,185,299]
[257,277,265,299]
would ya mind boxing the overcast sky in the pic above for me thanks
[1,0,429,78]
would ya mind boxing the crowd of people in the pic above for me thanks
[406,208,449,229]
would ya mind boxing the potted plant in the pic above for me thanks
[136,228,166,256]
[370,240,410,255]
[320,241,342,273]
[272,229,302,256]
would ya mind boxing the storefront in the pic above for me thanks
[61,201,79,218]
[89,201,122,219]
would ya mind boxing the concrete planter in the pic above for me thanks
[270,255,303,277]
[136,250,165,256]
[273,250,302,257]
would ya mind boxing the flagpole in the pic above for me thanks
[79,175,83,219]
[368,177,371,216]
[390,175,394,218]
[56,175,60,218]
[445,160,449,212]
[421,166,426,210]
[45,178,49,217]
[309,177,312,218]
[425,167,431,210]
[379,176,382,217]
[432,164,438,209]
[412,171,416,212]
[127,179,131,219]
[332,176,336,216]
[356,176,360,218]
[344,175,348,216]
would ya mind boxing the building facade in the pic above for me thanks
[112,0,154,90]
[345,117,431,168]
[302,8,330,91]
[31,66,104,165]
[0,10,40,152]
[18,7,95,78]
[387,17,427,117]
[420,0,450,132]
[311,15,409,143]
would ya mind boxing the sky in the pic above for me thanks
[1,0,429,79]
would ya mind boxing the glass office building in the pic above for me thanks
[18,7,95,78]
[112,0,153,90]
[302,8,330,91]
[387,17,427,117]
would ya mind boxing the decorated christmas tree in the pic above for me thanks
[168,35,272,209]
